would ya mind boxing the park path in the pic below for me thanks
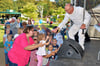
[0,48,5,66]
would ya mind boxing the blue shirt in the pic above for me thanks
[4,41,13,53]
[53,45,59,50]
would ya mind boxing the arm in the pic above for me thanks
[43,52,55,58]
[83,10,91,28]
[44,36,52,45]
[24,43,44,50]
[4,42,8,51]
[52,13,69,33]
[4,47,8,52]
[58,13,69,30]
[45,36,49,42]
[44,40,51,45]
[3,37,5,44]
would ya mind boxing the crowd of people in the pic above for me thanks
[3,17,70,66]
[3,3,91,66]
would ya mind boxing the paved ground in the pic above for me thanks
[0,40,100,66]
[50,40,100,66]
[0,48,5,66]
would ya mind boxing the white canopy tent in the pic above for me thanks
[88,4,100,38]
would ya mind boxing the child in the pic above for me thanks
[13,28,23,40]
[42,44,59,66]
[52,39,60,60]
[47,44,55,60]
[33,29,38,37]
[42,44,54,66]
[36,34,51,66]
[4,34,13,66]
[3,29,10,44]
[52,39,59,50]
[65,21,71,39]
[53,29,63,47]
[5,24,12,34]
[29,36,38,66]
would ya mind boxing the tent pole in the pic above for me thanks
[82,0,86,34]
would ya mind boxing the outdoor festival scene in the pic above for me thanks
[0,0,100,66]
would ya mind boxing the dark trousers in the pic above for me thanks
[9,60,18,66]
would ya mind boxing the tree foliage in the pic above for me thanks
[20,3,38,20]
[0,0,100,20]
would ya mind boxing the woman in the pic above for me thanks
[22,22,27,30]
[27,19,34,27]
[8,26,44,66]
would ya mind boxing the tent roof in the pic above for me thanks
[0,9,21,14]
[92,4,100,13]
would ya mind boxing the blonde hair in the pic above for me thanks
[38,34,45,41]
[18,28,23,34]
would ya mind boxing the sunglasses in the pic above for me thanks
[34,39,37,40]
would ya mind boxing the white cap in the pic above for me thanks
[12,17,16,21]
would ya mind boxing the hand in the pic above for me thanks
[52,27,59,33]
[98,23,100,26]
[64,31,66,33]
[51,52,55,56]
[39,43,45,47]
[68,25,70,27]
[66,28,68,30]
[80,24,86,29]
[46,36,49,39]
[54,49,58,53]
[49,36,52,40]
[4,47,6,49]
[34,59,38,62]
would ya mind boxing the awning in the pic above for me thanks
[0,9,21,14]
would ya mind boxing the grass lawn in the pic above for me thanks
[0,25,4,48]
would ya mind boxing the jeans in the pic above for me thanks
[9,60,18,66]
[60,28,66,40]
[5,53,9,64]
[66,30,69,40]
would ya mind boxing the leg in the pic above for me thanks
[68,24,80,40]
[78,29,86,50]
[9,60,18,66]
[37,55,43,66]
[66,30,69,40]
[5,53,9,66]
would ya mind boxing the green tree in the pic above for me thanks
[0,0,13,11]
[56,0,70,8]
[51,7,65,22]
[20,3,38,20]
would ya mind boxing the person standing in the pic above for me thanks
[52,4,91,50]
[8,26,45,66]
[16,19,22,28]
[4,34,13,66]
[10,17,18,36]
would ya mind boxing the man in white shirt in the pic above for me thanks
[52,4,91,50]
[10,17,18,36]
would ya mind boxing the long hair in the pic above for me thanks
[23,26,34,33]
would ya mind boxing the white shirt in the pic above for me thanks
[13,34,19,40]
[3,34,8,41]
[36,40,46,56]
[54,33,63,47]
[58,6,91,29]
